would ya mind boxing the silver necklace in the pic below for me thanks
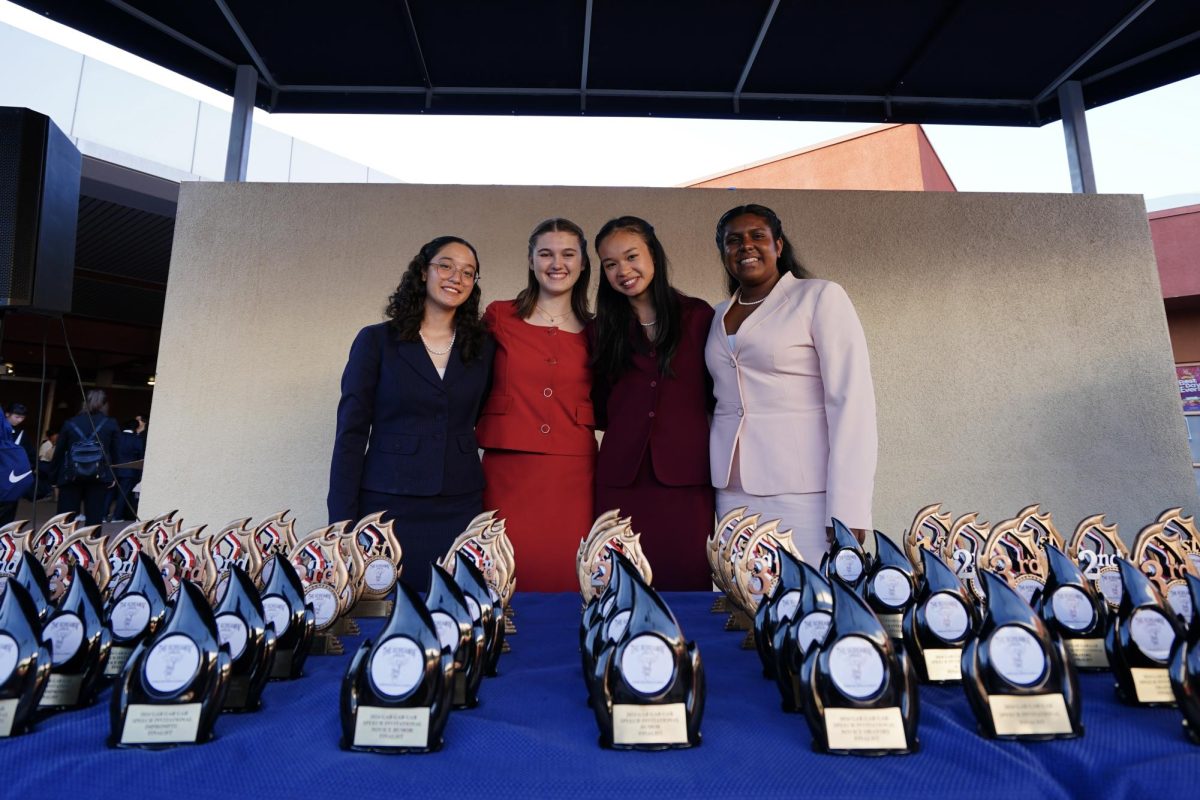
[534,304,566,323]
[736,290,768,306]
[639,319,657,327]
[419,330,456,356]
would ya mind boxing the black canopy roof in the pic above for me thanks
[12,1,1200,125]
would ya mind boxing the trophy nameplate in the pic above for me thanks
[904,548,977,684]
[157,527,214,602]
[961,570,1082,739]
[591,578,703,750]
[109,581,231,748]
[775,561,835,713]
[349,512,403,616]
[289,524,351,653]
[341,580,454,753]
[905,504,953,573]
[206,518,260,607]
[44,527,109,604]
[1168,573,1200,741]
[260,554,316,680]
[1068,514,1128,612]
[982,518,1050,606]
[862,531,918,640]
[799,578,919,754]
[1037,544,1109,671]
[104,552,169,679]
[212,564,276,712]
[753,546,804,681]
[823,518,869,591]
[707,506,747,613]
[0,581,51,736]
[39,566,111,710]
[102,521,153,603]
[577,512,653,602]
[943,512,990,606]
[425,564,482,709]
[144,511,183,558]
[1106,558,1184,706]
[1134,514,1200,623]
[250,511,298,589]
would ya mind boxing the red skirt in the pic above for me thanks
[596,454,715,591]
[483,449,596,592]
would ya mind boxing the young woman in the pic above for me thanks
[328,235,494,592]
[592,216,715,590]
[706,203,877,564]
[50,389,120,525]
[476,219,596,592]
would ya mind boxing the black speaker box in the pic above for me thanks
[0,106,81,314]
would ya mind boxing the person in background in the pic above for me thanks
[5,403,36,474]
[328,236,494,592]
[108,415,146,521]
[591,216,716,590]
[50,389,120,525]
[705,203,877,564]
[37,430,57,501]
[476,218,597,592]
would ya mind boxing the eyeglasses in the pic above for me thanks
[431,260,478,283]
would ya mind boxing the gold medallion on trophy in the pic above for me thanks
[1067,514,1127,611]
[144,510,183,556]
[288,523,351,636]
[44,526,109,602]
[943,512,989,604]
[905,504,953,573]
[0,520,31,581]
[102,520,153,601]
[441,513,516,611]
[576,510,653,601]
[343,512,403,617]
[732,520,798,613]
[983,516,1050,605]
[1132,513,1200,620]
[252,510,298,588]
[206,517,260,605]
[157,526,214,601]
[1013,504,1064,549]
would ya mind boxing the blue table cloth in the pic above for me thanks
[3,593,1199,799]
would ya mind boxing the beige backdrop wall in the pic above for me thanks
[142,183,1198,548]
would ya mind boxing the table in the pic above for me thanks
[3,593,1198,799]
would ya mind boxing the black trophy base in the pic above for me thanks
[269,647,304,681]
[450,673,477,710]
[599,734,701,752]
[1115,684,1178,709]
[220,676,263,713]
[311,633,344,656]
[351,600,392,618]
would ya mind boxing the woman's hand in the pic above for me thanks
[825,526,867,545]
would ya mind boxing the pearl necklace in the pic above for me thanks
[639,319,657,327]
[419,330,456,356]
[735,290,768,306]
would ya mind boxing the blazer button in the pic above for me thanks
[547,358,557,365]
[737,407,744,417]
[728,358,735,368]
[539,424,550,434]
[650,380,657,388]
[543,387,553,397]
[648,411,655,418]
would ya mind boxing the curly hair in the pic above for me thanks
[515,218,593,322]
[385,235,488,362]
[592,216,682,382]
[714,203,811,295]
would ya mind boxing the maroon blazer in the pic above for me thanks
[592,293,715,488]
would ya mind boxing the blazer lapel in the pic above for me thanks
[396,339,445,391]
[441,339,466,388]
[734,272,798,343]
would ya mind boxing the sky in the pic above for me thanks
[2,2,1197,206]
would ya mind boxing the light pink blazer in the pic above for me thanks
[705,274,877,529]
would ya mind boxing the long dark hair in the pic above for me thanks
[80,389,109,416]
[593,216,682,381]
[714,203,811,295]
[515,218,593,322]
[385,235,487,362]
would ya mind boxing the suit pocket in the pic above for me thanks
[457,433,479,453]
[575,404,595,426]
[372,434,419,454]
[482,394,513,415]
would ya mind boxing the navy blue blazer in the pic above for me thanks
[327,322,495,524]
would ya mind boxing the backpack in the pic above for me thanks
[0,417,33,502]
[65,420,107,482]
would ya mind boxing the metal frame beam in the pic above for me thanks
[1082,29,1200,86]
[1034,0,1158,105]
[580,0,594,111]
[401,0,434,109]
[213,0,278,90]
[1058,80,1097,193]
[104,0,235,69]
[733,0,780,113]
[224,64,257,181]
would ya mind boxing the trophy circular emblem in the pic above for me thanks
[606,609,631,643]
[828,635,886,700]
[795,611,833,653]
[364,558,395,592]
[109,593,151,641]
[871,567,912,608]
[776,590,801,623]
[43,613,84,666]
[430,611,460,653]
[925,592,969,642]
[1129,608,1175,662]
[1013,577,1045,605]
[989,625,1047,686]
[833,550,863,581]
[305,585,339,629]
[144,634,201,694]
[370,636,425,698]
[1097,569,1123,608]
[1165,582,1193,621]
[1050,586,1095,631]
[619,634,675,695]
[464,595,481,623]
[215,613,249,660]
[261,595,291,636]
[0,632,19,683]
